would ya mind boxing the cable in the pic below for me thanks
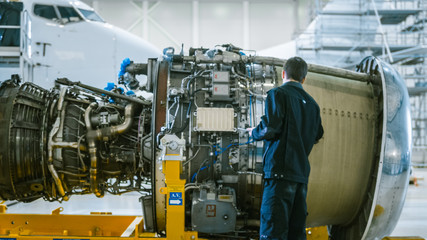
[249,95,252,127]
[213,139,255,156]
[183,147,200,166]
[191,158,210,183]
[171,72,201,134]
[171,99,192,134]
[77,134,87,172]
[189,139,254,183]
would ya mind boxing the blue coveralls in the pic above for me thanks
[252,81,323,240]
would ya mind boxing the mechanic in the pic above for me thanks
[248,56,324,240]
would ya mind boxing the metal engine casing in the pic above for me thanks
[0,45,412,240]
[0,77,151,202]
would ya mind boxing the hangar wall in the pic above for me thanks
[81,0,314,51]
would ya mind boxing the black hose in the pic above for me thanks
[171,99,192,134]
[171,74,199,134]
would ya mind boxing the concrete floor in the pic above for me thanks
[5,192,143,215]
[390,167,427,238]
[4,169,427,238]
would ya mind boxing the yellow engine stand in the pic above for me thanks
[158,154,201,240]
[0,158,202,240]
[0,205,148,239]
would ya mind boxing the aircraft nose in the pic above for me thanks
[113,27,161,65]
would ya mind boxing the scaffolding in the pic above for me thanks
[297,0,427,165]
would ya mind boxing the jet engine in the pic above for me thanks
[0,45,411,240]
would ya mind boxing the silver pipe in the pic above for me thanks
[85,103,135,197]
[107,103,135,135]
[51,142,86,151]
[47,101,68,200]
[182,55,376,83]
[84,103,102,197]
[251,56,377,83]
[48,165,68,200]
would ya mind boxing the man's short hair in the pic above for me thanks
[283,57,308,82]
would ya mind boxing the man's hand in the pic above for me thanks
[246,127,255,137]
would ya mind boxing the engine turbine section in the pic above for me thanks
[0,76,152,202]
